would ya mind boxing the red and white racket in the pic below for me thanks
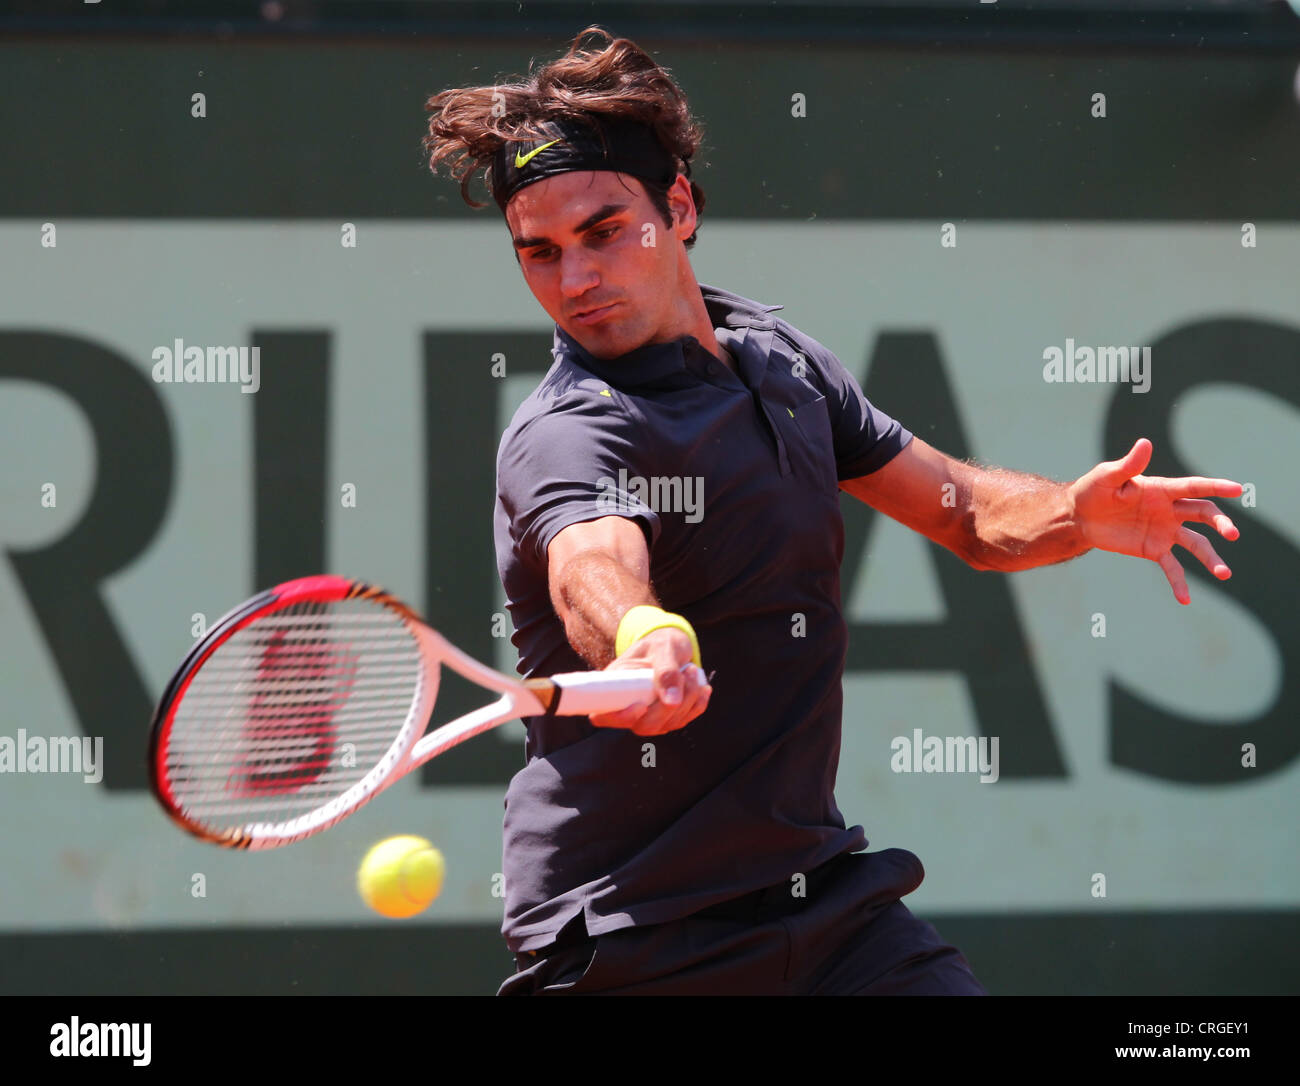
[149,575,672,849]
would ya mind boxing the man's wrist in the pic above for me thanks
[1063,478,1093,555]
[970,476,1092,571]
[615,605,702,666]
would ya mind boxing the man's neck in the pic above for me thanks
[672,277,737,374]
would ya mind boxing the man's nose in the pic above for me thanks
[560,249,600,297]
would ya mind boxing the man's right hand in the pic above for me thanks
[588,626,711,736]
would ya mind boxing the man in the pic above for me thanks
[423,28,1241,995]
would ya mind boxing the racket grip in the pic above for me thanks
[545,667,682,716]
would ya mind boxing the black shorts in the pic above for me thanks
[498,847,986,995]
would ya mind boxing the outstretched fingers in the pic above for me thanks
[1158,551,1191,606]
[1173,498,1239,541]
[1176,526,1231,580]
[1163,476,1244,501]
[1156,526,1232,604]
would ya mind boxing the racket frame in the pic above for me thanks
[149,576,661,849]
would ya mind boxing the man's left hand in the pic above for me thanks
[1068,438,1243,605]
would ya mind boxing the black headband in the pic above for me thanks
[491,116,679,213]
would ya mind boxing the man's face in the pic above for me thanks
[506,170,694,360]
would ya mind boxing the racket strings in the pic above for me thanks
[161,598,427,828]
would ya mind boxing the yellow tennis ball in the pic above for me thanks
[357,835,445,919]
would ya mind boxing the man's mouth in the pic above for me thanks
[572,303,620,325]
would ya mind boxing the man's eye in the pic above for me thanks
[526,228,614,261]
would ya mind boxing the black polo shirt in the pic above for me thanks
[493,282,914,952]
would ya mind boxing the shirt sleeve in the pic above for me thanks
[496,404,663,575]
[782,323,914,480]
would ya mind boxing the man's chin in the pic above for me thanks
[569,324,633,360]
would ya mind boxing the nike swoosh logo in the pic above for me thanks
[515,139,561,169]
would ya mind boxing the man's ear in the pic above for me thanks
[667,176,695,239]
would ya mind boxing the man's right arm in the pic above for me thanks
[547,515,656,668]
[546,515,711,735]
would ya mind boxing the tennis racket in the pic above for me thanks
[149,574,676,850]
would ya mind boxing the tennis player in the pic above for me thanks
[423,27,1242,995]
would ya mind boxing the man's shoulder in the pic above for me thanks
[698,281,828,356]
[768,314,852,390]
[497,352,629,459]
[699,281,785,326]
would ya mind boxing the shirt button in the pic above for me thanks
[706,362,720,376]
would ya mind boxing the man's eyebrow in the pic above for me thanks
[511,203,630,250]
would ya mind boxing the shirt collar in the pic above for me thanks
[552,283,784,389]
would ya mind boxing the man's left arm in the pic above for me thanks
[840,435,1243,606]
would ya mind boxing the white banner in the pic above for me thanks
[0,221,1295,929]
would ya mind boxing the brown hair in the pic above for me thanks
[422,26,707,249]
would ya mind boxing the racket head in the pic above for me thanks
[148,576,436,849]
